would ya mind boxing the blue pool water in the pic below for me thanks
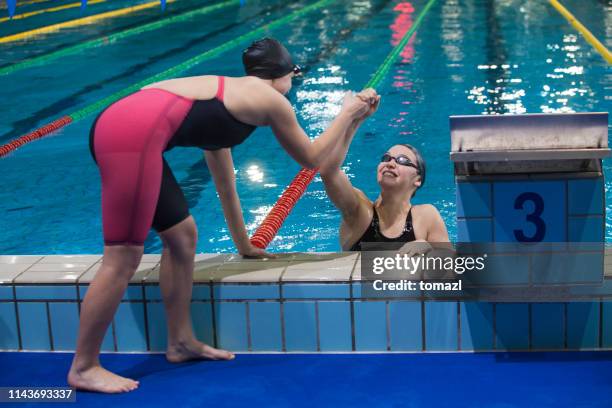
[0,0,610,254]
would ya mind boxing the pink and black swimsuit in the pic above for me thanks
[89,76,255,246]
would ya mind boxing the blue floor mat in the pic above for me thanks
[0,351,611,407]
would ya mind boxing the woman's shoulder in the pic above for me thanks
[411,204,443,223]
[411,203,449,241]
[412,203,439,213]
[339,189,374,249]
[231,76,288,108]
[354,188,373,205]
[231,76,273,92]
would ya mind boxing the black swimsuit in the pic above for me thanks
[151,78,256,232]
[165,76,255,151]
[89,76,257,242]
[349,206,416,251]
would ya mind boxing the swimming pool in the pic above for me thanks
[0,0,610,254]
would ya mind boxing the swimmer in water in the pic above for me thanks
[319,98,449,250]
[68,38,376,393]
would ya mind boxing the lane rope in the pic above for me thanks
[0,116,72,157]
[0,0,180,44]
[249,0,438,249]
[0,0,237,76]
[0,0,337,158]
[548,0,612,65]
[0,0,106,24]
[0,0,53,10]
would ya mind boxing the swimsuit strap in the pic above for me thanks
[405,207,414,232]
[373,206,414,237]
[216,76,225,101]
[349,205,416,251]
[371,207,381,230]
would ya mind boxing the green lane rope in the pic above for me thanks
[0,0,237,77]
[250,0,438,249]
[0,0,336,158]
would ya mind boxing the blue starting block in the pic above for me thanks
[451,113,610,287]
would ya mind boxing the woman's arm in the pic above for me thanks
[423,204,450,243]
[321,90,379,172]
[263,88,369,169]
[398,206,452,257]
[319,120,365,218]
[204,148,273,258]
[319,92,380,218]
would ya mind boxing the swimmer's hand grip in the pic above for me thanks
[240,244,277,259]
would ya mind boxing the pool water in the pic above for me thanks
[0,0,610,254]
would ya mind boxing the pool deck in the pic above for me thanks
[1,252,612,354]
[2,351,611,407]
[2,250,611,284]
[0,252,363,285]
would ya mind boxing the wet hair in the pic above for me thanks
[242,38,296,79]
[399,144,426,197]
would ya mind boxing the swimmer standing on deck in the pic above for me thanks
[68,38,379,394]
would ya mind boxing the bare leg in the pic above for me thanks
[158,216,234,362]
[67,245,143,393]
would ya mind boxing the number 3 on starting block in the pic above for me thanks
[493,181,565,242]
[451,113,608,245]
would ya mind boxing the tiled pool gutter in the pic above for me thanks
[1,253,611,353]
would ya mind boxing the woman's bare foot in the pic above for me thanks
[67,365,139,394]
[166,338,235,363]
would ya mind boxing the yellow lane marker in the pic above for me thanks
[548,0,612,64]
[0,0,106,24]
[0,0,178,44]
[1,0,52,10]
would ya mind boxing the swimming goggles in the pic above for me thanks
[381,153,420,172]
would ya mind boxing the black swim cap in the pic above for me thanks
[242,38,300,79]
